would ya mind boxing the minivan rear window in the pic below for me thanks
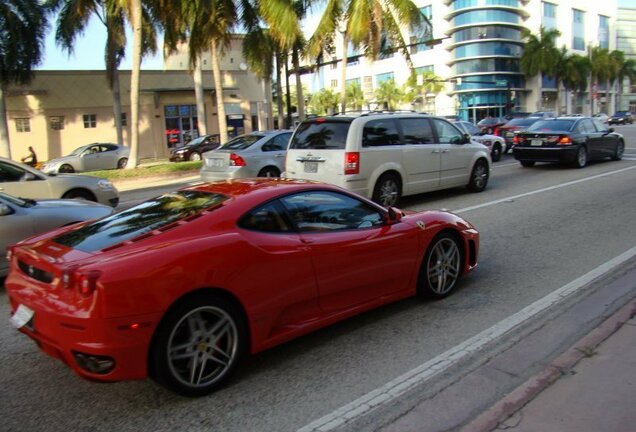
[289,121,351,149]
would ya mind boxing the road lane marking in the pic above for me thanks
[298,244,636,432]
[454,165,636,214]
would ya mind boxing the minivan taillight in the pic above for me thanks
[230,153,246,166]
[344,152,360,175]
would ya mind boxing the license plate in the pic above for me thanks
[531,139,543,146]
[210,158,224,167]
[10,304,34,329]
[506,132,514,138]
[304,162,318,173]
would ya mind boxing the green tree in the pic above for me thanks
[0,0,48,159]
[345,81,366,111]
[242,27,277,129]
[403,69,444,113]
[307,88,338,115]
[561,53,590,113]
[374,79,403,111]
[520,26,560,112]
[307,0,425,113]
[615,53,636,112]
[46,0,157,150]
[589,46,611,115]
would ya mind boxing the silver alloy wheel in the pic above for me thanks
[615,142,624,160]
[471,162,488,190]
[426,238,461,295]
[167,306,239,388]
[378,178,399,207]
[190,152,202,161]
[577,147,587,167]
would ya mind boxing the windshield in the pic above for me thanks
[186,136,206,146]
[69,145,91,156]
[528,120,575,132]
[290,121,351,149]
[220,135,263,150]
[0,192,30,207]
[477,117,502,126]
[458,122,480,135]
[614,111,630,116]
[53,190,227,252]
[505,118,538,127]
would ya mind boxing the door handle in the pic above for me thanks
[431,150,441,154]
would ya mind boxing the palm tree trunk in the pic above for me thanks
[292,47,305,122]
[193,56,207,135]
[607,79,613,114]
[555,79,561,116]
[0,86,11,159]
[112,69,124,147]
[211,41,228,144]
[340,32,349,114]
[275,52,284,129]
[617,77,623,111]
[127,0,142,169]
[264,78,274,129]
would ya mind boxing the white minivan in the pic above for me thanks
[284,113,491,206]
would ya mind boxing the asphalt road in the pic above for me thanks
[2,124,636,432]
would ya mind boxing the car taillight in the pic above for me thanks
[513,135,519,144]
[229,153,246,166]
[557,136,573,145]
[344,152,360,175]
[77,270,101,297]
[493,126,500,136]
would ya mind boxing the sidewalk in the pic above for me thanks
[463,299,636,432]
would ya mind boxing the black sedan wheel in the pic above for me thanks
[150,294,247,397]
[59,164,75,173]
[418,233,463,299]
[491,144,502,162]
[612,141,625,161]
[189,152,202,161]
[574,146,587,168]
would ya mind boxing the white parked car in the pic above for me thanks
[0,157,119,207]
[0,192,113,276]
[454,121,506,162]
[284,113,491,206]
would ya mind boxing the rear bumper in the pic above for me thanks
[200,166,254,182]
[512,146,579,163]
[6,275,162,382]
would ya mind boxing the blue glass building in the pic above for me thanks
[444,0,529,121]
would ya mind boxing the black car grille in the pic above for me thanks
[18,260,54,283]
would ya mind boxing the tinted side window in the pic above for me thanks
[399,118,434,144]
[577,119,595,134]
[0,162,26,182]
[264,133,291,151]
[280,191,383,232]
[592,119,608,132]
[431,119,465,144]
[290,122,350,149]
[239,201,291,232]
[363,119,401,147]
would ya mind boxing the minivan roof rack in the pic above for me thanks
[331,109,422,117]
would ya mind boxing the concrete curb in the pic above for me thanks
[112,172,200,192]
[460,299,636,432]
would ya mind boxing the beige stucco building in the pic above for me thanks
[5,39,271,162]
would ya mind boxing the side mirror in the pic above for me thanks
[0,203,14,216]
[464,133,472,143]
[608,127,615,133]
[386,207,402,224]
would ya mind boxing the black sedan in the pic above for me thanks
[169,134,221,162]
[513,117,625,168]
[608,111,634,125]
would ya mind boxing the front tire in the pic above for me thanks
[418,233,463,300]
[59,164,75,173]
[372,173,401,207]
[62,189,96,202]
[149,294,247,397]
[189,152,202,161]
[467,159,489,192]
[573,146,587,168]
[491,144,502,162]
[117,158,128,169]
[612,140,624,161]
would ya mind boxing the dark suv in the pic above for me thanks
[608,111,634,125]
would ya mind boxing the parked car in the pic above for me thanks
[169,135,221,162]
[454,121,506,162]
[0,157,119,207]
[6,179,480,396]
[528,111,556,119]
[285,113,491,207]
[0,192,113,277]
[41,143,129,174]
[608,111,634,125]
[498,117,541,153]
[592,113,609,123]
[476,116,508,136]
[513,117,624,168]
[200,130,292,181]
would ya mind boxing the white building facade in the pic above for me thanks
[301,0,618,121]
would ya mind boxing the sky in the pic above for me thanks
[37,0,636,71]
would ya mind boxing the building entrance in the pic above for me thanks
[164,104,199,147]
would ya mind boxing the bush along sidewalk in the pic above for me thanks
[86,161,202,181]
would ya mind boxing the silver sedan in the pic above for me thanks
[0,157,119,207]
[41,143,130,174]
[200,130,292,181]
[0,192,114,276]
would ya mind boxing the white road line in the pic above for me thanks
[298,245,636,432]
[454,165,636,214]
[493,162,518,168]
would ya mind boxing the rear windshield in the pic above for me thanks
[528,120,575,132]
[289,121,351,150]
[221,135,263,150]
[505,118,537,126]
[53,190,227,252]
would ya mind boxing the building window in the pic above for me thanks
[50,116,65,130]
[346,78,361,86]
[15,118,30,133]
[542,2,557,29]
[347,42,360,66]
[415,65,435,75]
[598,15,609,49]
[375,72,394,86]
[83,114,97,128]
[331,79,338,88]
[572,9,585,51]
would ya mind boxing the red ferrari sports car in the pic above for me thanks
[6,179,479,396]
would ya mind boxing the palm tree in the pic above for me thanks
[127,0,143,168]
[374,79,403,111]
[307,88,338,115]
[615,54,636,112]
[307,0,425,113]
[242,28,276,129]
[345,81,366,111]
[403,69,444,113]
[589,46,611,115]
[520,26,560,112]
[45,0,157,150]
[561,53,590,114]
[0,0,48,159]
[607,50,636,114]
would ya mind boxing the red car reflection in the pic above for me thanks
[6,179,479,396]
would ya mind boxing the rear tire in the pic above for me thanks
[372,173,401,207]
[417,233,463,300]
[149,294,247,397]
[573,146,587,168]
[257,166,280,177]
[467,159,489,192]
[520,160,535,167]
